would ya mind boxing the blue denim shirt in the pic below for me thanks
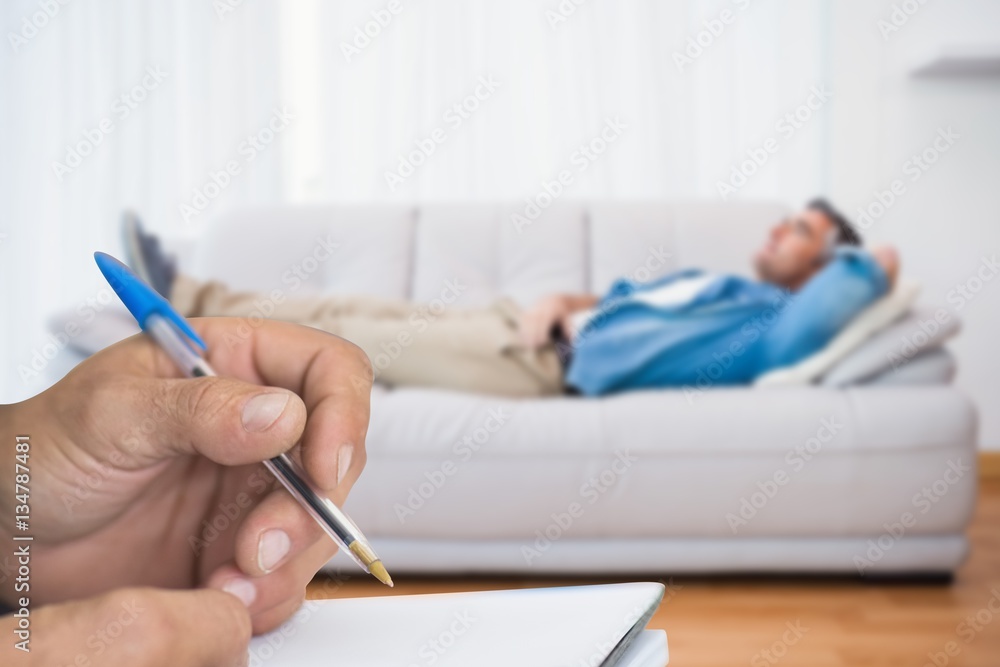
[565,248,889,395]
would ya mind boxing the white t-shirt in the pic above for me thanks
[567,273,718,340]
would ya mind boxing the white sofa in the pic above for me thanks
[68,201,981,576]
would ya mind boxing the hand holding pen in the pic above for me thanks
[0,253,386,661]
[94,252,391,586]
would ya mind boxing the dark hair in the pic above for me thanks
[807,198,862,247]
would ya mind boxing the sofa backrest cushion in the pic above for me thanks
[192,201,790,305]
[411,204,589,308]
[192,205,415,300]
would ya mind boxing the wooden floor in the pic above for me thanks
[308,478,1000,666]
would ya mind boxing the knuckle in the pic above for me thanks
[342,340,374,381]
[325,339,374,393]
[169,377,236,423]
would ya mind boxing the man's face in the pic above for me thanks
[753,208,835,290]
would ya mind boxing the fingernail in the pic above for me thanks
[242,393,289,432]
[337,444,354,487]
[222,577,257,607]
[257,529,291,573]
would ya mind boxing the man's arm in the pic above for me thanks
[519,293,599,348]
[758,245,896,371]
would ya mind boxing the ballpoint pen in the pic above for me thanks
[94,251,392,587]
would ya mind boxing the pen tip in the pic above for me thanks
[370,560,394,588]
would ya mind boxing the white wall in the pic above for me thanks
[828,0,1000,449]
[2,0,997,450]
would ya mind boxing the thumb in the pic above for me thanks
[152,588,255,667]
[87,375,307,467]
[29,587,252,667]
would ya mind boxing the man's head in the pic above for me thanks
[753,198,862,291]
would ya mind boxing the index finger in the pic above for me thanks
[187,318,373,496]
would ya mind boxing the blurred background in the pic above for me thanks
[3,2,1000,664]
[1,0,998,449]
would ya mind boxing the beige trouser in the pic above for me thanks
[171,275,564,397]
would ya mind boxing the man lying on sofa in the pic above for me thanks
[125,199,899,397]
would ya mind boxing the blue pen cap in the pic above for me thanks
[94,251,207,350]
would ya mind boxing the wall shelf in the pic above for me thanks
[912,44,1000,77]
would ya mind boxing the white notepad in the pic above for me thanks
[248,582,668,667]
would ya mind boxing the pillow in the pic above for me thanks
[820,306,961,386]
[47,305,140,356]
[861,347,957,386]
[753,281,921,387]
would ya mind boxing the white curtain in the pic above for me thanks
[285,0,828,202]
[1,0,828,403]
[0,0,285,401]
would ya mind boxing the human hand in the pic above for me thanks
[518,294,576,348]
[2,587,253,667]
[0,318,372,641]
[872,245,900,288]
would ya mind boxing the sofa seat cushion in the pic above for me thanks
[344,386,976,542]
